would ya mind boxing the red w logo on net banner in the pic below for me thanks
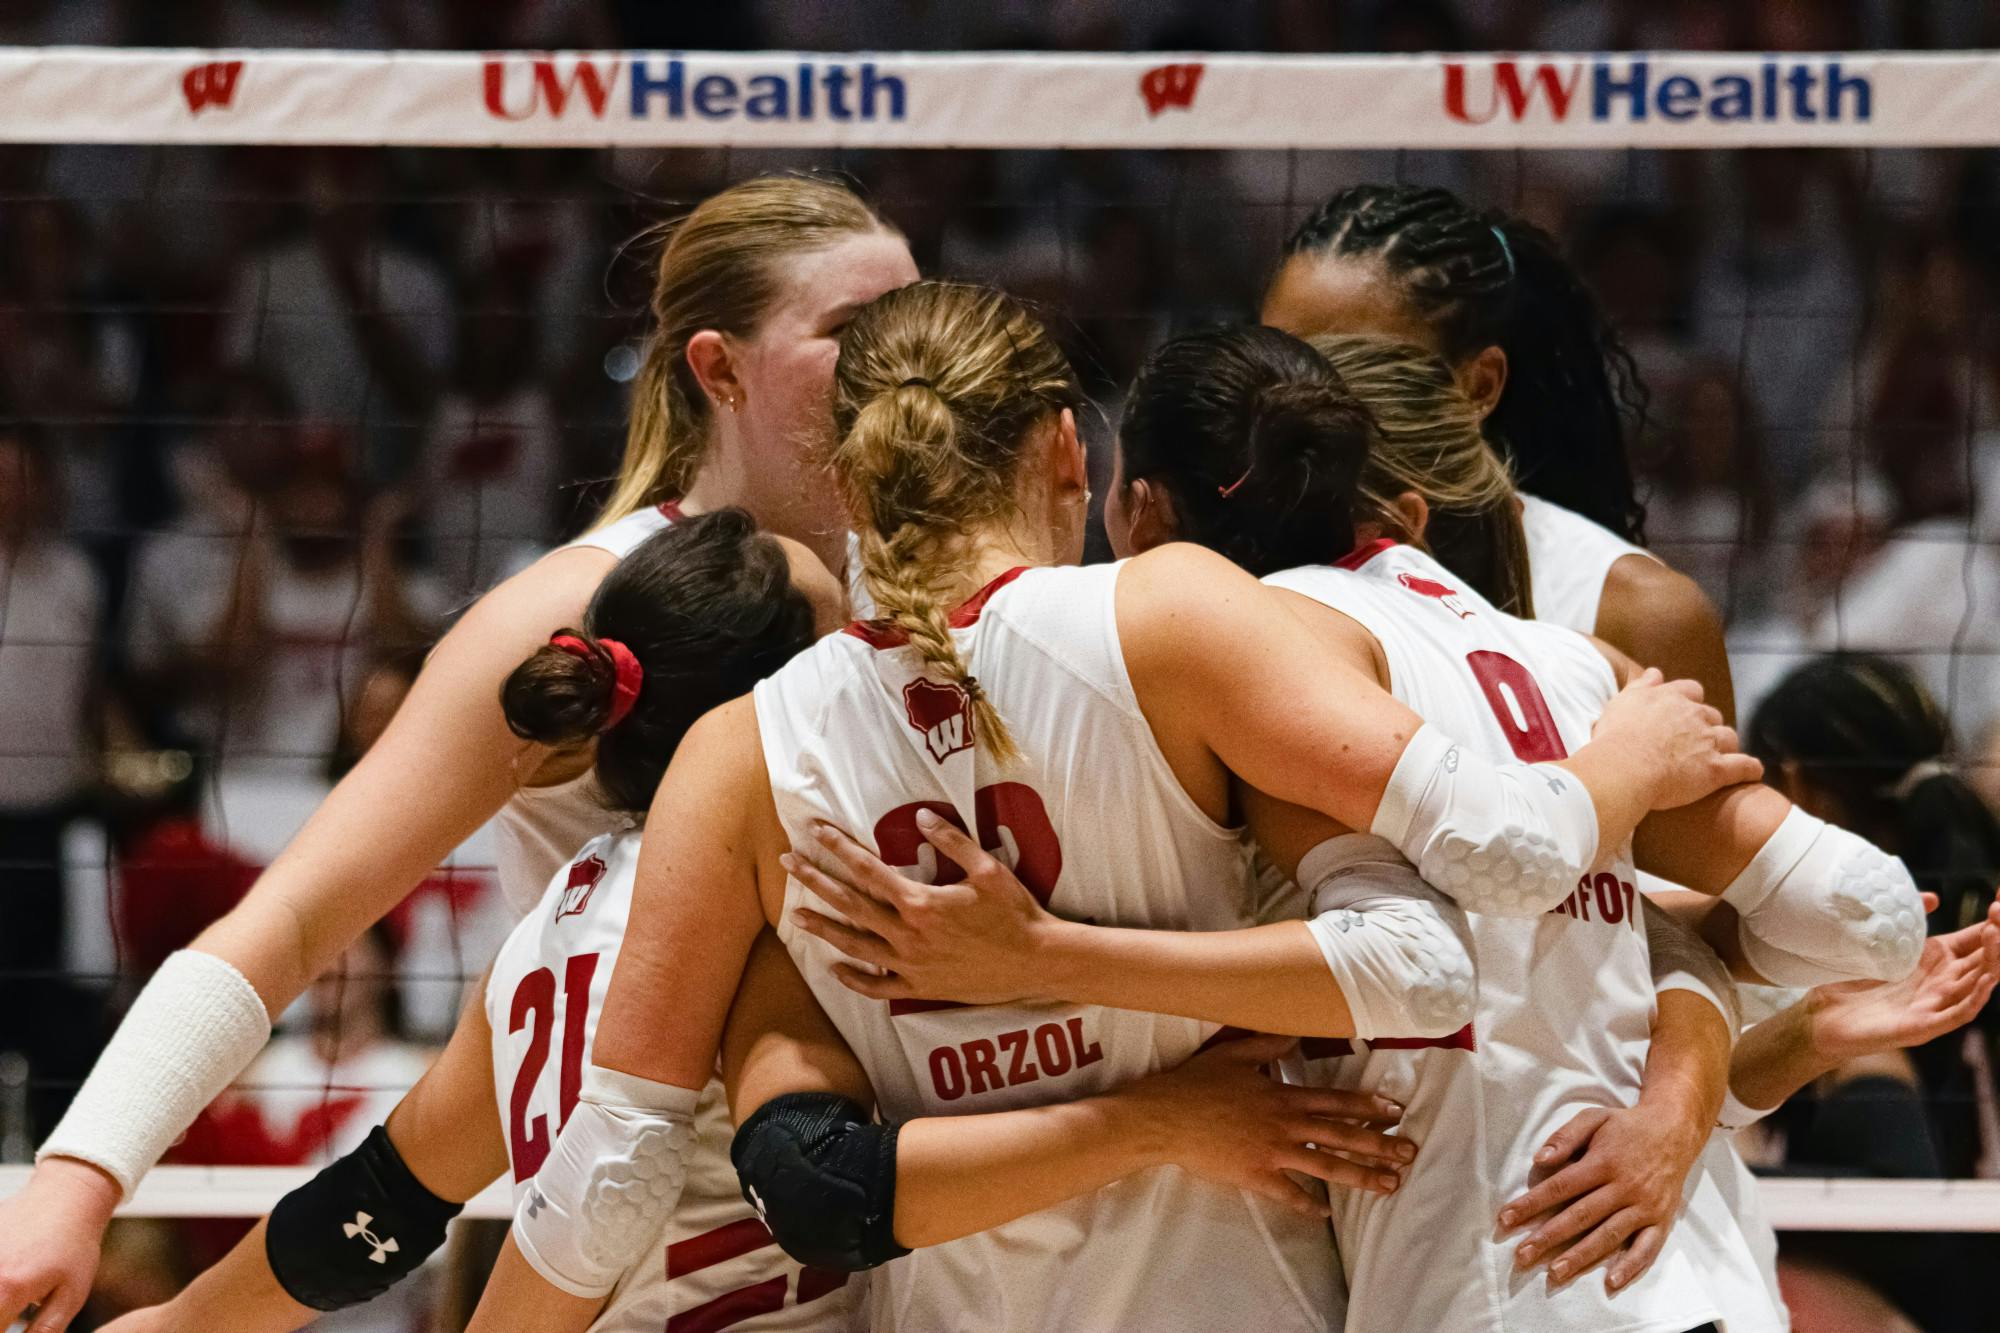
[182,61,245,114]
[1140,62,1204,116]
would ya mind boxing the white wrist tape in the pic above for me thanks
[1372,723,1599,918]
[1723,807,1924,987]
[514,1066,700,1298]
[38,949,270,1200]
[1300,833,1477,1040]
[1642,896,1741,1038]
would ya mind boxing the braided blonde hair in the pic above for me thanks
[1305,333,1535,618]
[829,282,1084,765]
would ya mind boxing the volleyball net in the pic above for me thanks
[0,47,1996,1237]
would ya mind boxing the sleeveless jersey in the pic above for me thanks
[1267,541,1724,1333]
[487,830,859,1333]
[489,503,677,914]
[1524,498,1790,1329]
[754,562,1341,1333]
[1519,494,1655,636]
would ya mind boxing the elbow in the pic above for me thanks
[730,1093,907,1274]
[1398,934,1478,1038]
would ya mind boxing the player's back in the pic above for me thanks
[487,830,858,1332]
[1266,542,1721,1333]
[755,561,1340,1333]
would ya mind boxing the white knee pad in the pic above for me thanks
[1371,724,1600,918]
[1300,833,1477,1040]
[1722,807,1924,987]
[513,1067,700,1298]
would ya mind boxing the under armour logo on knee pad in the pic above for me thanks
[342,1212,400,1264]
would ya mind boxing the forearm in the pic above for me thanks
[1034,918,1354,1037]
[1554,743,1657,870]
[1726,999,1833,1116]
[151,1218,317,1333]
[465,1236,605,1333]
[893,1091,1164,1248]
[1641,989,1732,1150]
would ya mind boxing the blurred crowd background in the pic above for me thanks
[3,0,2000,1328]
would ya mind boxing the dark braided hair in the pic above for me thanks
[1279,183,1650,543]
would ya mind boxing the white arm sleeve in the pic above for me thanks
[1642,895,1741,1039]
[37,949,271,1199]
[1722,807,1925,987]
[1371,723,1599,919]
[513,1066,701,1298]
[1298,833,1477,1040]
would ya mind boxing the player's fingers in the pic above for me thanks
[1274,1147,1400,1196]
[914,809,1006,884]
[1921,891,1943,915]
[1292,1119,1416,1167]
[27,1284,83,1333]
[1543,1207,1646,1286]
[1240,1172,1330,1220]
[781,853,901,934]
[809,821,923,907]
[1710,749,1764,787]
[1515,1189,1622,1269]
[827,962,911,999]
[1533,1108,1610,1168]
[1285,1086,1405,1127]
[1606,1223,1668,1293]
[790,908,899,968]
[1500,1161,1601,1232]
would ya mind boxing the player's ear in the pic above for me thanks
[1050,408,1087,495]
[1456,345,1507,422]
[684,330,743,413]
[1390,489,1430,543]
[1124,476,1180,554]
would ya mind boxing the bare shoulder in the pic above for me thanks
[448,544,617,654]
[1116,542,1265,647]
[1595,553,1735,721]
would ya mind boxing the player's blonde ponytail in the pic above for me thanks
[830,282,1085,766]
[597,174,893,527]
[1307,333,1535,618]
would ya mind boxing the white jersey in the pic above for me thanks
[1524,498,1790,1329]
[1268,541,1722,1333]
[1520,494,1655,635]
[754,562,1341,1333]
[488,830,859,1333]
[489,503,677,914]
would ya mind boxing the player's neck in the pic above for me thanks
[942,521,1052,602]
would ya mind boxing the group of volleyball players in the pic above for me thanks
[1,174,1994,1333]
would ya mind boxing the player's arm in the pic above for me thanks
[4,549,606,1332]
[1725,899,2000,1120]
[1595,554,1737,726]
[1634,781,1925,987]
[1497,901,1735,1292]
[101,979,509,1333]
[721,933,1409,1269]
[1119,544,1755,919]
[787,806,1474,1041]
[470,699,775,1333]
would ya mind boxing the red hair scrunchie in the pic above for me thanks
[548,633,644,732]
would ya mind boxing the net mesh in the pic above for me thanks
[1,39,1999,1333]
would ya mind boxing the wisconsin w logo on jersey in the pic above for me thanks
[904,677,974,763]
[555,853,607,921]
[1398,571,1475,620]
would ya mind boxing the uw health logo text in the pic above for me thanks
[483,57,907,123]
[1444,58,1872,125]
